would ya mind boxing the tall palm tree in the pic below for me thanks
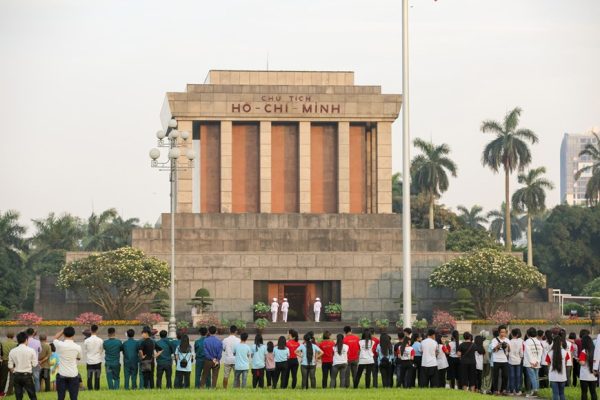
[411,138,457,229]
[83,208,118,251]
[481,107,538,250]
[104,215,140,248]
[574,132,600,205]
[512,167,554,266]
[457,205,488,230]
[0,210,27,263]
[487,202,525,244]
[30,213,83,251]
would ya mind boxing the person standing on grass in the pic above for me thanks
[53,327,82,400]
[353,329,375,389]
[122,329,140,390]
[82,324,103,391]
[25,329,41,393]
[546,335,570,400]
[233,332,251,388]
[457,332,477,391]
[272,336,290,389]
[102,328,122,390]
[436,334,450,388]
[523,327,542,398]
[376,333,394,388]
[194,327,210,388]
[566,332,578,387]
[7,331,38,400]
[265,341,275,388]
[411,333,422,387]
[221,325,240,389]
[139,327,159,389]
[1,331,17,396]
[342,326,360,388]
[574,329,590,388]
[174,334,193,388]
[447,330,460,389]
[578,335,597,400]
[38,334,51,392]
[369,327,380,388]
[540,329,553,389]
[419,329,438,388]
[285,329,301,389]
[508,328,524,395]
[330,334,349,388]
[491,324,511,395]
[155,330,174,389]
[474,335,486,392]
[319,331,335,388]
[296,332,323,389]
[200,326,222,389]
[250,333,267,388]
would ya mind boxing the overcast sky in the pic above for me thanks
[1,0,599,231]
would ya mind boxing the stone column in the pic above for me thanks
[176,120,193,213]
[299,121,311,213]
[338,122,350,213]
[260,121,272,213]
[377,121,392,213]
[192,125,200,213]
[220,120,233,213]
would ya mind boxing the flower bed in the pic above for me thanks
[471,319,593,326]
[0,320,141,327]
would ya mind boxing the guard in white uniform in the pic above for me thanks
[270,298,279,323]
[314,297,322,323]
[281,298,290,323]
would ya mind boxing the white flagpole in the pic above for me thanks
[402,0,412,328]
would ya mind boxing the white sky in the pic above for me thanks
[1,0,599,230]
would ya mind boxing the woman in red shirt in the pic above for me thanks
[319,331,335,388]
[286,329,301,389]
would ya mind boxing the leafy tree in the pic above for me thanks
[150,290,170,318]
[487,202,525,243]
[582,277,600,296]
[456,205,488,230]
[83,209,118,251]
[411,194,461,230]
[533,205,600,294]
[429,248,545,318]
[0,210,31,312]
[411,139,457,229]
[392,172,402,213]
[481,107,538,250]
[58,247,170,319]
[512,167,554,265]
[574,132,600,205]
[103,215,140,249]
[446,227,502,252]
[450,288,477,320]
[188,288,214,312]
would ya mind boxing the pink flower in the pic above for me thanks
[75,312,103,325]
[17,313,43,326]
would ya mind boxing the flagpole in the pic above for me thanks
[402,0,412,328]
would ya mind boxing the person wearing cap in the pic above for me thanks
[281,298,290,323]
[271,298,279,323]
[314,298,322,323]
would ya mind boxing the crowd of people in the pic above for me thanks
[0,323,599,400]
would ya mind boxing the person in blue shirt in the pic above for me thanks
[411,333,422,387]
[194,327,211,388]
[376,333,395,388]
[233,332,252,388]
[295,332,323,389]
[200,326,222,389]
[103,327,123,390]
[122,329,141,390]
[251,333,267,388]
[155,330,174,389]
[273,336,290,389]
[174,334,194,388]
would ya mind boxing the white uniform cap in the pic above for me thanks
[273,298,277,301]
[283,298,288,301]
[316,297,320,301]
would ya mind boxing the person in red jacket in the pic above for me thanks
[343,326,360,388]
[370,327,380,388]
[285,329,301,389]
[319,331,335,388]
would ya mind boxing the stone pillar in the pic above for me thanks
[377,121,392,213]
[338,122,350,213]
[220,120,233,213]
[260,121,272,213]
[192,125,200,213]
[299,121,311,213]
[176,120,193,212]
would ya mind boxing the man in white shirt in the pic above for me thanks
[8,332,38,400]
[281,298,290,323]
[53,327,82,400]
[221,325,241,389]
[83,324,104,391]
[419,329,438,388]
[270,298,279,323]
[314,298,322,323]
[491,325,511,395]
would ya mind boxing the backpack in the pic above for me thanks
[178,349,191,368]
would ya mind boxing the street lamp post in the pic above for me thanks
[149,119,196,338]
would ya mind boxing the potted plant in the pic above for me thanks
[254,318,268,333]
[358,317,371,329]
[217,319,230,335]
[188,288,213,314]
[324,302,342,321]
[412,318,429,334]
[252,302,271,319]
[375,318,389,333]
[177,320,190,334]
[432,310,456,335]
[151,291,170,319]
[233,319,247,332]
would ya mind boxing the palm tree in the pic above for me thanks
[0,210,27,264]
[481,107,538,250]
[411,138,457,229]
[512,167,554,265]
[83,208,118,251]
[487,202,525,244]
[574,132,600,205]
[104,215,140,248]
[457,205,488,230]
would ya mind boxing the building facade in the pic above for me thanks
[560,132,598,205]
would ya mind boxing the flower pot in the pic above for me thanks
[326,312,341,322]
[255,311,270,319]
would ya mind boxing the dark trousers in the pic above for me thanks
[573,361,580,387]
[448,357,460,388]
[124,363,138,389]
[273,361,288,389]
[539,365,549,388]
[413,356,422,387]
[300,365,316,389]
[321,362,332,388]
[142,365,154,389]
[13,372,36,400]
[252,368,265,388]
[460,362,477,388]
[581,380,598,400]
[86,363,101,391]
[379,361,394,388]
[437,367,447,388]
[266,369,275,387]
[476,369,483,390]
[156,363,172,389]
[105,363,121,390]
[493,362,509,393]
[285,358,299,389]
[419,365,437,388]
[344,359,358,388]
[56,374,79,400]
[396,360,414,388]
[371,358,379,388]
[200,360,219,389]
[354,364,373,388]
[330,364,347,388]
[174,371,190,388]
[39,368,50,392]
[0,362,14,395]
[195,360,210,388]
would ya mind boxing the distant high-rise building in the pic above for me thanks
[560,131,598,205]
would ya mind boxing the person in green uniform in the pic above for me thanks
[155,330,174,389]
[122,329,140,390]
[194,327,211,388]
[0,332,17,396]
[103,328,123,390]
